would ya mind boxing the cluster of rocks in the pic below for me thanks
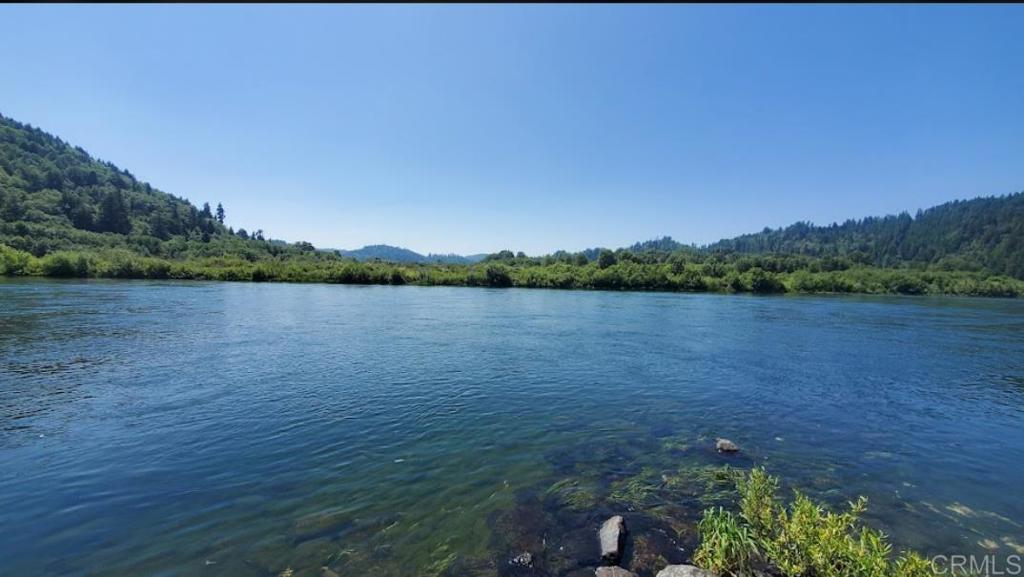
[596,515,716,577]
[596,438,740,576]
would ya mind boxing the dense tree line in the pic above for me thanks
[3,242,1021,297]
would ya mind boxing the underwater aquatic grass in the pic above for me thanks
[661,436,692,453]
[545,477,601,511]
[609,467,662,509]
[662,464,743,508]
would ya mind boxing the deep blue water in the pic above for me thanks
[2,279,1023,576]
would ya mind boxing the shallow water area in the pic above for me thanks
[2,279,1023,576]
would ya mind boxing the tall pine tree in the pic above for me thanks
[98,189,131,234]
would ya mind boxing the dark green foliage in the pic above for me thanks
[597,249,617,269]
[749,267,785,294]
[40,251,93,278]
[629,236,689,253]
[98,189,132,234]
[483,263,512,287]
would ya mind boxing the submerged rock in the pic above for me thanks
[509,552,534,567]
[657,565,717,577]
[320,568,341,577]
[596,567,639,577]
[546,526,601,576]
[715,438,739,453]
[625,528,687,576]
[599,515,627,564]
[443,557,498,577]
[489,497,550,571]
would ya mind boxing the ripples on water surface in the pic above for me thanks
[2,279,1024,576]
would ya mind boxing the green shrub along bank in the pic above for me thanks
[694,468,936,577]
[2,243,1022,297]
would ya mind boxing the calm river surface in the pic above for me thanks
[2,279,1023,576]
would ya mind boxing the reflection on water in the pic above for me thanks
[1,279,1023,576]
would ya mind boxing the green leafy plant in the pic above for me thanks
[693,507,757,576]
[737,465,779,541]
[695,468,937,577]
[894,551,937,577]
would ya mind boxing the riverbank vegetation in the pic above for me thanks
[3,242,1023,297]
[695,468,935,577]
[2,112,1023,297]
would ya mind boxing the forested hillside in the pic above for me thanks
[708,194,1024,278]
[0,113,222,252]
[0,113,334,264]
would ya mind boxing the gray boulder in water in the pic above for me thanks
[715,438,739,453]
[596,567,639,577]
[599,515,627,563]
[656,565,718,577]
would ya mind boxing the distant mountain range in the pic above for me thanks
[327,244,488,264]
[334,237,695,264]
[335,239,692,264]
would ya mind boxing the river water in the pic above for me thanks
[2,279,1023,576]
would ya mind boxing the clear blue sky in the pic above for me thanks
[2,4,1022,255]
